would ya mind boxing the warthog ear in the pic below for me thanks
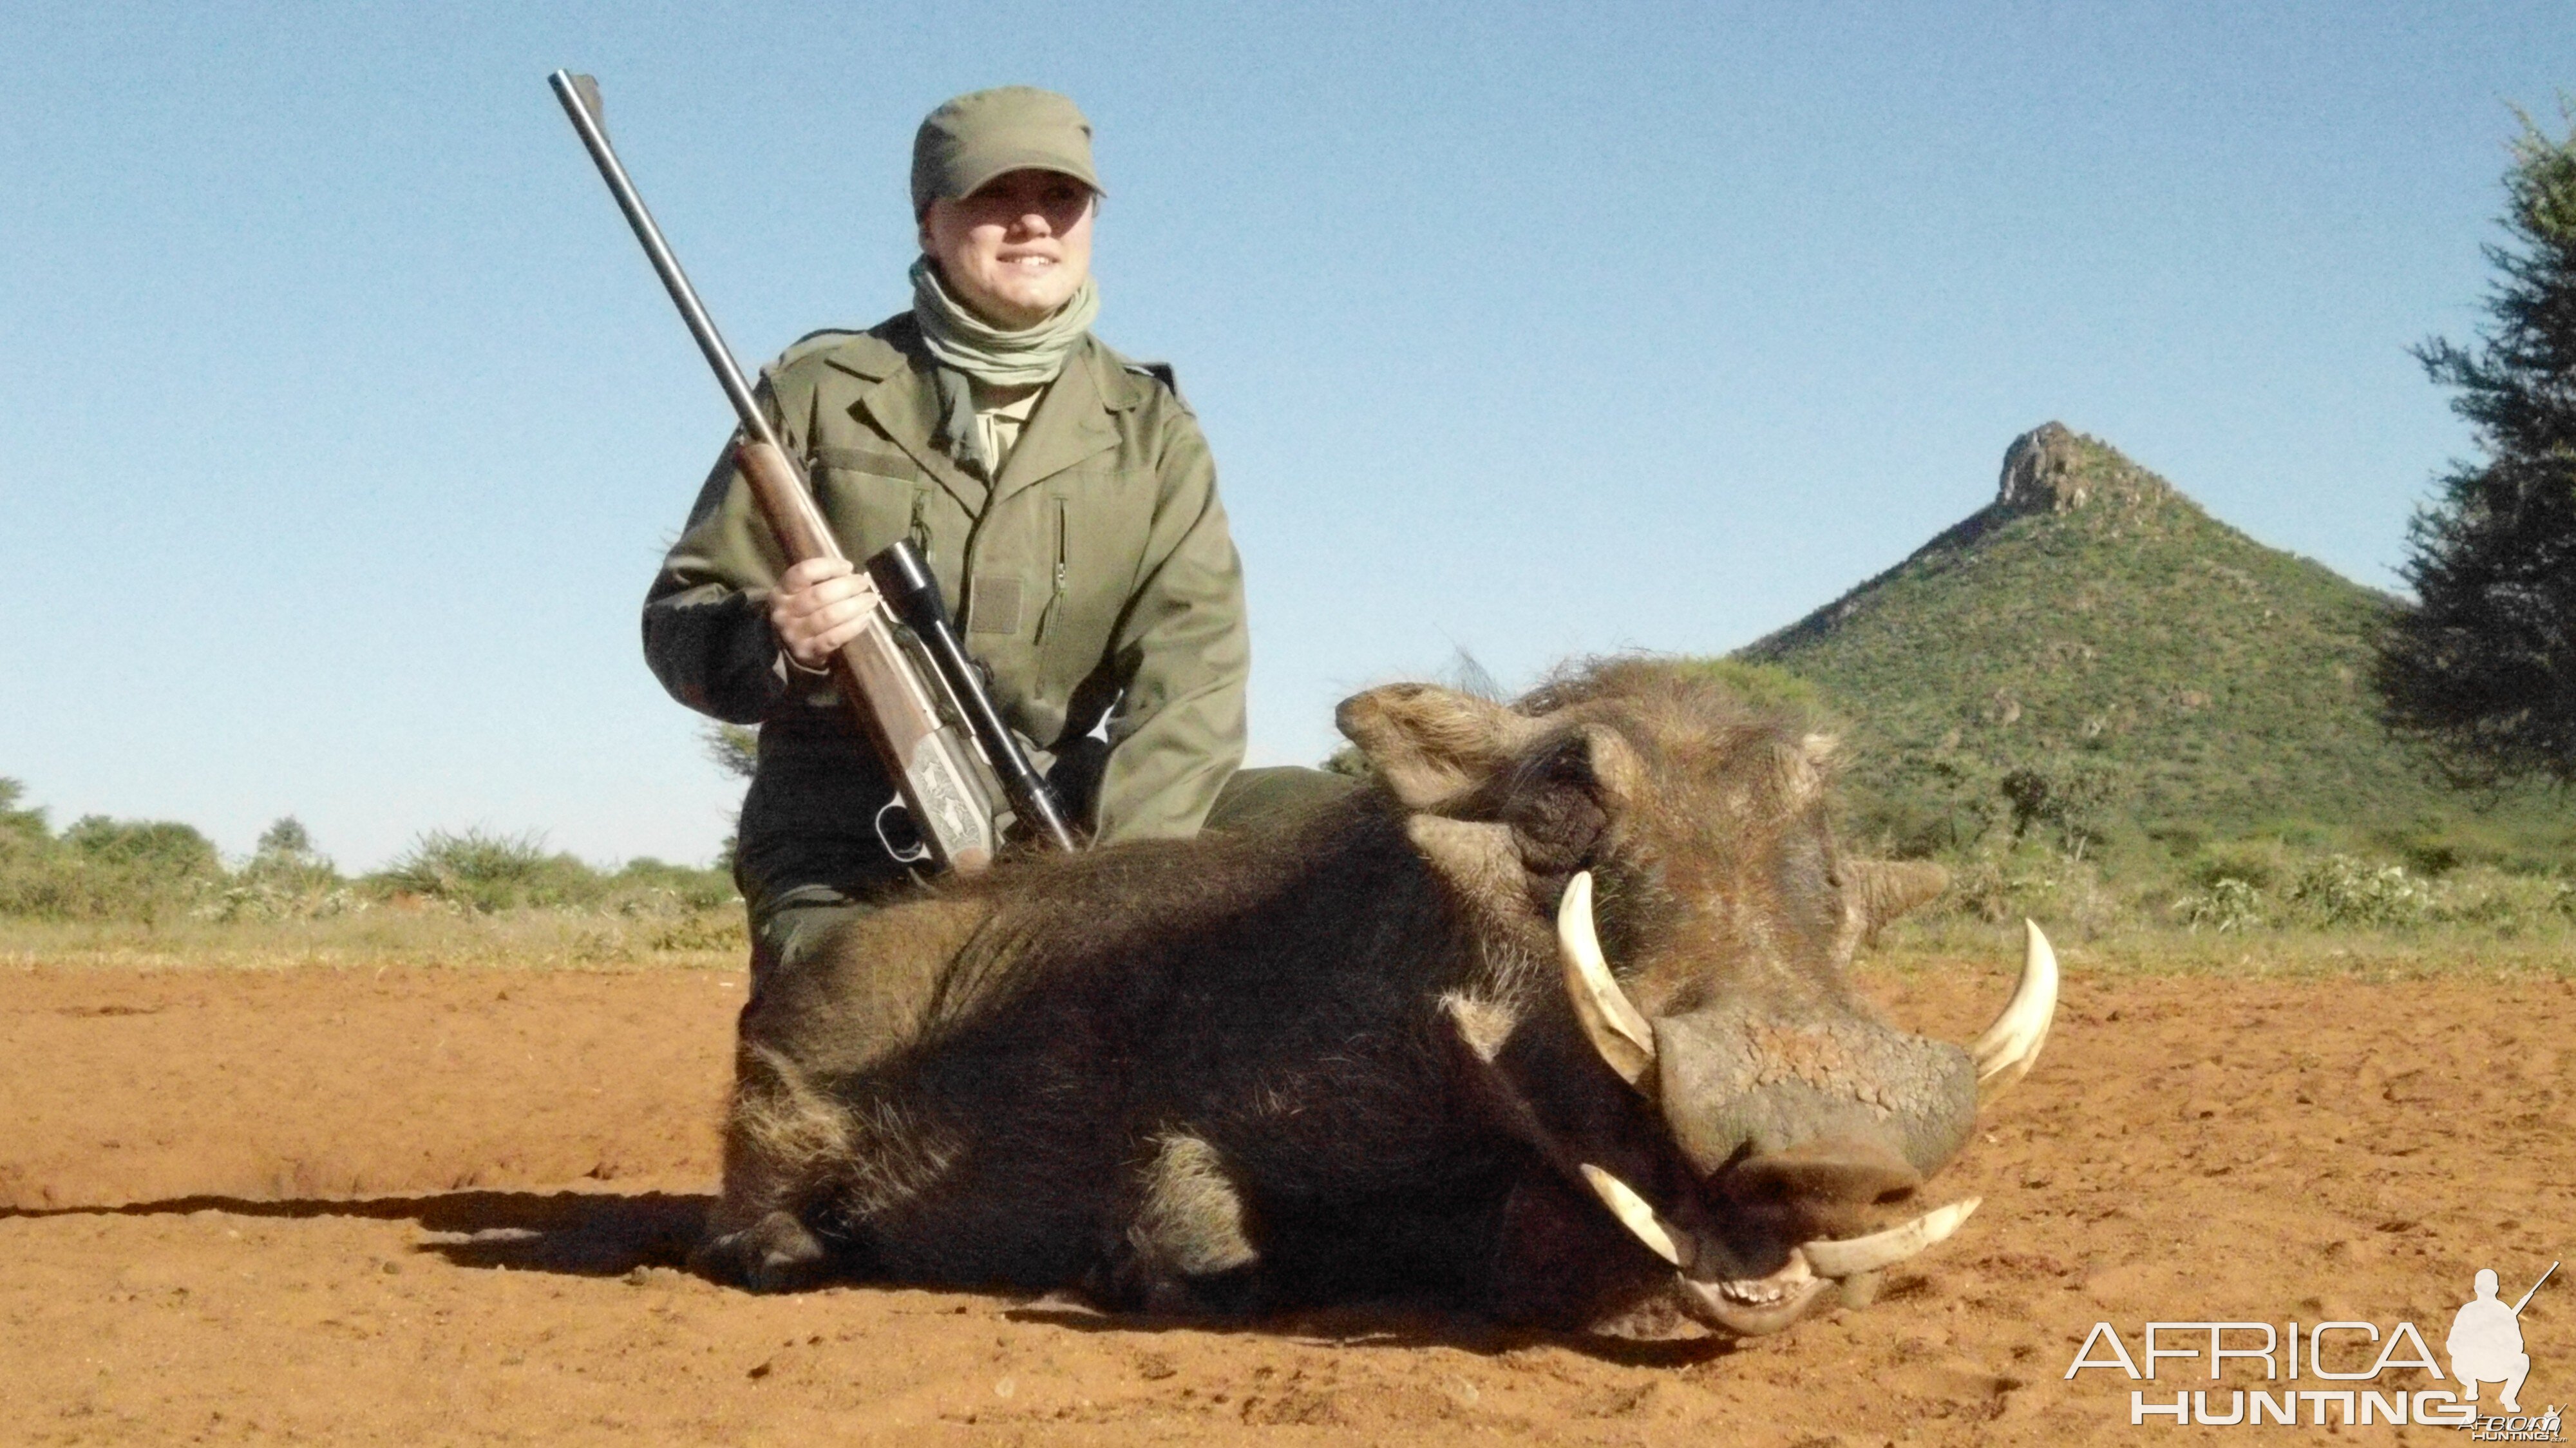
[1339,683,1541,808]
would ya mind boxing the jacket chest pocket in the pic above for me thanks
[810,446,929,559]
[1033,468,1154,658]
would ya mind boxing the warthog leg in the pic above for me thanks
[1113,1132,1261,1313]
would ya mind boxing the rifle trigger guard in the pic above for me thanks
[873,797,934,867]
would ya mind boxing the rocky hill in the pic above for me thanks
[1738,423,2568,872]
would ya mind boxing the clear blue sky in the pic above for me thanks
[2,3,2568,870]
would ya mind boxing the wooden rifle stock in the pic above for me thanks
[735,443,1001,874]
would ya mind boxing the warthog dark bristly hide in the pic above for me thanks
[696,660,2020,1337]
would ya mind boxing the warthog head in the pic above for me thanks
[1340,662,2054,1335]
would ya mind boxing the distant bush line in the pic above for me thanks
[14,721,2573,948]
[0,778,734,925]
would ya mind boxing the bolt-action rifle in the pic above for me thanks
[549,70,1077,873]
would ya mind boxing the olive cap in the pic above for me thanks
[910,86,1103,216]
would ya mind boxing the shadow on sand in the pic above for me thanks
[1001,1295,1741,1369]
[1,1189,712,1276]
[5,1192,1739,1364]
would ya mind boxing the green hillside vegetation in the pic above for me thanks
[1730,423,2576,934]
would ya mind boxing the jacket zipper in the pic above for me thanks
[1034,497,1068,645]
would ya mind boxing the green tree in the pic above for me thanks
[255,816,316,859]
[61,815,221,879]
[379,827,591,913]
[703,722,758,781]
[242,814,340,894]
[0,779,48,844]
[2001,753,2122,858]
[2378,105,2576,785]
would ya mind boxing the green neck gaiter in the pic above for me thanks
[909,257,1099,478]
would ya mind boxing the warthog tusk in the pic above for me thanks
[1799,1197,1982,1279]
[1557,872,1656,1090]
[1970,920,2058,1103]
[1578,1163,1688,1268]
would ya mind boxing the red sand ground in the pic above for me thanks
[1,959,2566,1446]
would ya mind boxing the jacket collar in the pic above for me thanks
[824,316,1134,514]
[992,341,1122,502]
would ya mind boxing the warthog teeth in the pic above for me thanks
[1577,1163,1687,1268]
[1797,1197,1982,1280]
[1556,872,1657,1091]
[1673,1257,1831,1336]
[1970,920,2059,1104]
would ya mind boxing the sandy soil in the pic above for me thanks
[1,956,2566,1446]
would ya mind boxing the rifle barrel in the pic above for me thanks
[2512,1261,2557,1315]
[547,70,780,453]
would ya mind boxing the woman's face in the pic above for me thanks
[920,169,1095,330]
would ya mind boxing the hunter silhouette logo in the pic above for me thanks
[2452,1262,2555,1415]
[2063,1258,2562,1431]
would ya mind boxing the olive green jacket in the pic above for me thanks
[643,313,1247,900]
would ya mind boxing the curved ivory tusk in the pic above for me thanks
[1557,872,1656,1089]
[1578,1163,1689,1268]
[1971,920,2058,1103]
[1799,1197,1981,1279]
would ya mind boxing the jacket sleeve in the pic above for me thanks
[1090,407,1250,843]
[640,388,806,725]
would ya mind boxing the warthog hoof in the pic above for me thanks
[690,1211,829,1293]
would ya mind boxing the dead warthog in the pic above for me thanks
[696,660,2054,1335]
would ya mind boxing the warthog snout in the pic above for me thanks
[1721,1137,1924,1215]
[1553,870,2058,1335]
